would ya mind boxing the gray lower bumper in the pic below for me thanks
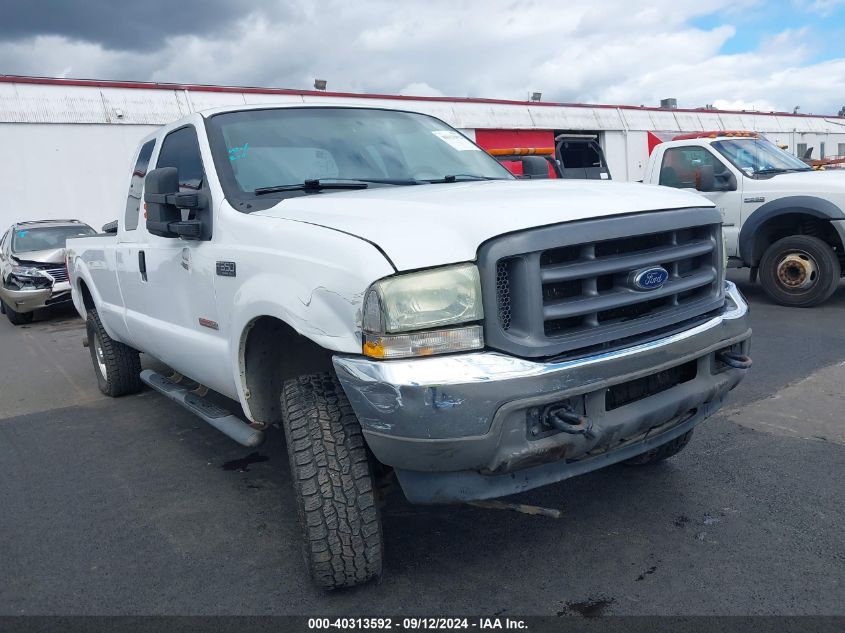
[0,281,71,313]
[333,281,751,504]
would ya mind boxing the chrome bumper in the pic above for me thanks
[0,281,71,313]
[333,281,751,503]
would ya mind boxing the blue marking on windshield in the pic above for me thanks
[229,142,249,161]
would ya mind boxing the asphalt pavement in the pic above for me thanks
[1,271,843,616]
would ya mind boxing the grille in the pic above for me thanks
[479,207,725,359]
[46,267,68,282]
[605,360,697,410]
[496,260,513,330]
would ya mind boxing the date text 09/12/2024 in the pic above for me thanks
[307,618,528,630]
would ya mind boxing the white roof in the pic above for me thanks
[2,75,844,134]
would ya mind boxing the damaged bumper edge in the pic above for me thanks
[0,282,71,313]
[333,281,752,504]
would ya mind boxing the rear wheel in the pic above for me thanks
[86,308,143,396]
[759,235,840,307]
[624,430,694,466]
[281,373,383,590]
[2,300,34,325]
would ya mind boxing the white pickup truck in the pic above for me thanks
[68,104,751,589]
[645,131,845,307]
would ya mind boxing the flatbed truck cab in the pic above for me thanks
[646,131,845,307]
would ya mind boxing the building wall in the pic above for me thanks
[0,123,158,229]
[3,77,845,228]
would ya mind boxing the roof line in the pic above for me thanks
[1,74,842,120]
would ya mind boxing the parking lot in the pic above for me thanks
[1,270,843,616]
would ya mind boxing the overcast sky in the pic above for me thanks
[1,0,844,114]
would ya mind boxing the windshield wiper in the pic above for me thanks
[755,167,810,175]
[423,174,505,183]
[254,179,369,195]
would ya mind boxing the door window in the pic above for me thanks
[155,126,205,191]
[124,140,155,231]
[659,146,728,190]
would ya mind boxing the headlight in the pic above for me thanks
[362,263,484,359]
[11,266,49,279]
[6,266,52,290]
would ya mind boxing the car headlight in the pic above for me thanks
[362,263,484,359]
[6,266,52,290]
[11,266,49,279]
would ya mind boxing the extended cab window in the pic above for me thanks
[659,146,729,190]
[155,126,205,191]
[124,140,155,231]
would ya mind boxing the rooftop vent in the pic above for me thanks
[660,98,678,109]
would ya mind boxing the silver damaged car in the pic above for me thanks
[0,219,95,325]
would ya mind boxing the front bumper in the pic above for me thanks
[334,281,751,504]
[0,281,72,313]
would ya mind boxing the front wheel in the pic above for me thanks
[2,299,34,325]
[281,373,384,590]
[759,235,840,307]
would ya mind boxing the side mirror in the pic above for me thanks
[144,167,206,239]
[697,165,716,192]
[721,172,738,192]
[102,220,118,234]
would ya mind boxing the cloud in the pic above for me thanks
[0,0,287,51]
[0,0,843,114]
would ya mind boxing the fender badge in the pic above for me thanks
[629,266,669,291]
[198,318,219,330]
[216,261,236,277]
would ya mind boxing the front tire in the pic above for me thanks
[624,430,694,465]
[2,300,34,325]
[86,308,143,396]
[759,235,840,307]
[281,373,383,590]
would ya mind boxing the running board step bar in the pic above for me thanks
[140,369,264,447]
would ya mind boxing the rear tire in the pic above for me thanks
[2,300,34,325]
[759,235,840,307]
[86,308,143,397]
[281,373,383,590]
[624,430,694,466]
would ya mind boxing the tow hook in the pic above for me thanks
[545,404,596,439]
[717,350,753,370]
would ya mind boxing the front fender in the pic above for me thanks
[224,228,395,421]
[739,196,845,264]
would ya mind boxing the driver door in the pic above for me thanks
[658,146,742,256]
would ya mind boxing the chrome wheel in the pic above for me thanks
[93,331,108,380]
[776,250,818,291]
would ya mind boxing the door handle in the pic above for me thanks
[138,250,147,282]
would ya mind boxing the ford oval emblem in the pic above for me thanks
[631,266,669,291]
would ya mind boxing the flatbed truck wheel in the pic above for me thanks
[281,373,383,590]
[624,430,694,465]
[86,308,143,397]
[759,235,840,307]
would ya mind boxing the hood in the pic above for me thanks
[11,248,66,266]
[753,169,845,190]
[254,179,711,271]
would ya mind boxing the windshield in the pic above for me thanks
[207,107,513,205]
[11,225,96,253]
[712,138,811,175]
